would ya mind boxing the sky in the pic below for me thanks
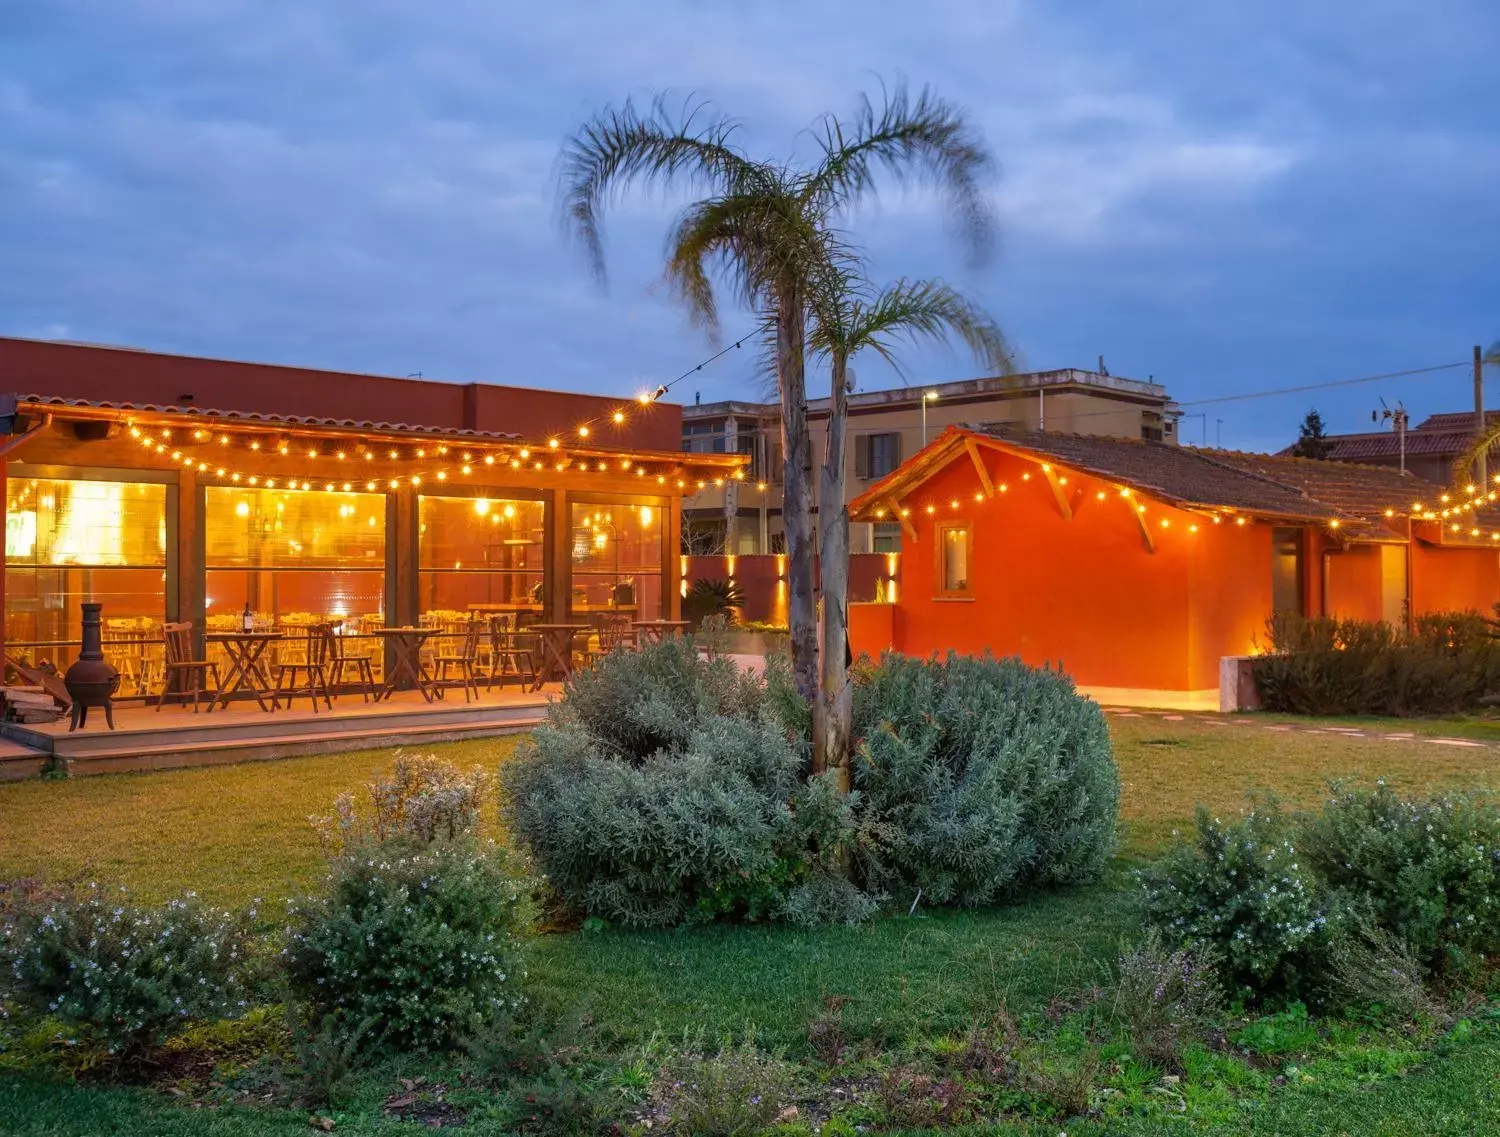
[3,0,1498,454]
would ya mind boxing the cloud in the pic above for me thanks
[0,0,1497,449]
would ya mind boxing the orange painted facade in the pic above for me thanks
[849,431,1500,707]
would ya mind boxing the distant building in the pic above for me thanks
[682,367,1180,554]
[1283,411,1500,486]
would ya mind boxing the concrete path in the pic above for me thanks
[1100,707,1496,751]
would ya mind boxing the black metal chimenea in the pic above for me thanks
[63,602,120,731]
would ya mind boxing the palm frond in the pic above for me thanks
[805,83,997,265]
[557,94,759,283]
[1450,425,1500,485]
[810,277,1015,381]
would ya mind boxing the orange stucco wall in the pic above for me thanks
[1324,545,1386,622]
[873,449,1499,698]
[883,450,1266,693]
[1412,540,1500,614]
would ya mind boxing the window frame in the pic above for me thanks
[933,518,974,600]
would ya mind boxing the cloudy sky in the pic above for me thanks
[3,0,1497,452]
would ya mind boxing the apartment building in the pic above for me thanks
[682,367,1180,553]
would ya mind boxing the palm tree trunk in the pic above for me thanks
[815,350,853,789]
[776,287,818,706]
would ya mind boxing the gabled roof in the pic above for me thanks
[850,425,1500,544]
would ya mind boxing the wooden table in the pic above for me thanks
[527,623,590,690]
[370,627,440,703]
[207,631,284,711]
[631,620,691,645]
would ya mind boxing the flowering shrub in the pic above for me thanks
[284,839,528,1052]
[1108,929,1223,1068]
[1142,801,1332,1002]
[3,884,256,1056]
[1301,782,1500,977]
[852,652,1119,905]
[312,754,488,855]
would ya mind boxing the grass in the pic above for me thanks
[5,712,1500,1133]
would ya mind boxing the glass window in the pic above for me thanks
[868,432,901,478]
[872,521,902,553]
[204,486,386,631]
[5,477,168,667]
[571,502,663,623]
[936,521,971,597]
[1271,527,1304,616]
[419,495,546,626]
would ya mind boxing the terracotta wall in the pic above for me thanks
[683,553,889,625]
[0,337,682,451]
[1323,545,1386,623]
[1412,540,1500,615]
[1185,519,1273,689]
[885,451,1202,691]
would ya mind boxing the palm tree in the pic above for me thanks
[1450,340,1500,484]
[808,271,1014,787]
[558,85,996,703]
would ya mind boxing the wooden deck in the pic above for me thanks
[0,683,554,779]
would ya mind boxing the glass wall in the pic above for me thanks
[419,495,546,628]
[204,486,386,632]
[4,477,169,669]
[570,502,663,624]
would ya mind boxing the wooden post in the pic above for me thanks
[548,489,570,622]
[666,494,684,620]
[176,468,204,656]
[1476,345,1487,487]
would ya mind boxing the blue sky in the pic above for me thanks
[3,0,1497,453]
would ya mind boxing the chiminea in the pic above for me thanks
[64,602,120,731]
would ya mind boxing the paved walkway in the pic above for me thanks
[1100,707,1494,750]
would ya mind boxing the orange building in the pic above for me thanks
[0,338,744,681]
[848,427,1500,710]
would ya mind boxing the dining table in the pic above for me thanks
[369,627,441,703]
[207,630,284,711]
[631,619,692,645]
[527,623,590,690]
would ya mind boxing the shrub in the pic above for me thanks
[284,839,528,1052]
[312,753,488,855]
[1142,800,1333,1002]
[653,1032,796,1137]
[1300,782,1500,977]
[851,652,1119,905]
[1108,929,1223,1068]
[1252,611,1500,716]
[684,578,747,629]
[3,885,256,1057]
[505,706,865,927]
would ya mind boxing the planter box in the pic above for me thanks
[1219,655,1262,713]
[721,629,789,657]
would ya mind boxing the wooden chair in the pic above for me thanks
[585,613,637,666]
[273,623,334,712]
[433,620,484,702]
[484,616,536,691]
[157,622,220,713]
[328,630,378,702]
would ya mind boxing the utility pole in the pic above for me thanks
[1476,345,1487,487]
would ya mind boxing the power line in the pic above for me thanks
[1176,362,1468,409]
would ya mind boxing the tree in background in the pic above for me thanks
[1291,408,1334,459]
[808,270,1012,786]
[558,84,996,708]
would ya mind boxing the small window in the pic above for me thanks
[868,433,901,478]
[935,521,971,597]
[872,521,902,553]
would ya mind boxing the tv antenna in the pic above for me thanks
[1371,397,1408,474]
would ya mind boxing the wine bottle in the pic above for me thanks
[241,602,254,633]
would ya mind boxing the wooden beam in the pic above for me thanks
[964,438,996,498]
[1130,501,1156,554]
[888,499,917,542]
[1040,464,1073,521]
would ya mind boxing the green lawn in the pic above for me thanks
[3,714,1500,1134]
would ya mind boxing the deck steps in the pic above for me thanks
[0,691,550,777]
